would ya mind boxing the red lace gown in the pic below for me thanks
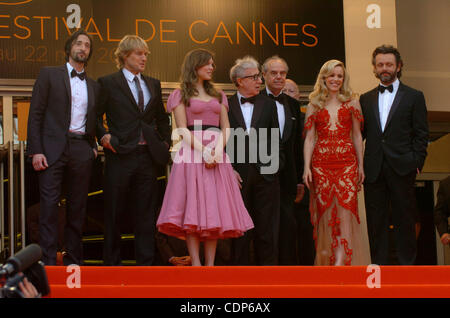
[304,101,370,266]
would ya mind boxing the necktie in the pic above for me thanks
[378,84,393,93]
[70,69,86,81]
[133,76,146,144]
[133,76,145,112]
[268,93,284,103]
[240,96,256,104]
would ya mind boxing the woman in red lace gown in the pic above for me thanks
[303,60,370,266]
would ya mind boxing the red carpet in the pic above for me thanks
[45,266,450,298]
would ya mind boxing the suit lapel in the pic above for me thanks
[369,88,382,133]
[384,82,405,132]
[250,95,263,128]
[281,94,293,143]
[259,90,291,141]
[61,65,72,104]
[142,75,156,113]
[86,78,94,112]
[60,65,73,126]
[115,70,140,111]
[229,94,247,129]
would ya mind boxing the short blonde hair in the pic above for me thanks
[114,35,149,69]
[309,59,355,109]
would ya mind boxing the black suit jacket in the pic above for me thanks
[96,70,171,154]
[360,82,429,183]
[227,93,281,182]
[27,65,99,166]
[434,176,450,237]
[260,91,304,195]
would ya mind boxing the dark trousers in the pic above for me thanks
[231,165,280,265]
[103,146,158,266]
[293,197,316,266]
[38,138,94,265]
[364,160,418,265]
[278,191,297,265]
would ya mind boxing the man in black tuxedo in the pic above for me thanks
[27,30,99,265]
[227,56,281,265]
[97,35,171,265]
[360,45,429,265]
[260,56,305,265]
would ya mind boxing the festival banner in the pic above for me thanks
[0,0,345,84]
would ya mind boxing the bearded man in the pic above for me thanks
[360,45,429,265]
[27,30,99,265]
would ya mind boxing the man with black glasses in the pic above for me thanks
[227,56,281,265]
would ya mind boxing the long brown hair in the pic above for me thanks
[180,49,221,107]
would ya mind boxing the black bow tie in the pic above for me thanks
[71,69,86,81]
[240,96,256,104]
[378,84,393,93]
[268,93,284,103]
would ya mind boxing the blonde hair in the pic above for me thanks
[114,35,149,69]
[309,59,355,109]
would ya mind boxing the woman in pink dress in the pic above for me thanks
[156,49,254,266]
[303,60,370,266]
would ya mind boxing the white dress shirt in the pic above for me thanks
[237,92,254,133]
[67,63,88,134]
[266,87,285,138]
[122,68,151,109]
[378,78,399,132]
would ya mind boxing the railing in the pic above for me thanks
[0,79,33,258]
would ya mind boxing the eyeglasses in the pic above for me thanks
[240,73,262,81]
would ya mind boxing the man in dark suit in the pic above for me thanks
[97,35,171,266]
[434,176,450,246]
[283,78,315,265]
[227,56,281,265]
[260,56,304,265]
[27,30,99,265]
[360,45,429,265]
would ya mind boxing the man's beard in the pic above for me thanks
[71,51,88,63]
[376,70,397,84]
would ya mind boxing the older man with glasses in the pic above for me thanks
[227,56,282,265]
